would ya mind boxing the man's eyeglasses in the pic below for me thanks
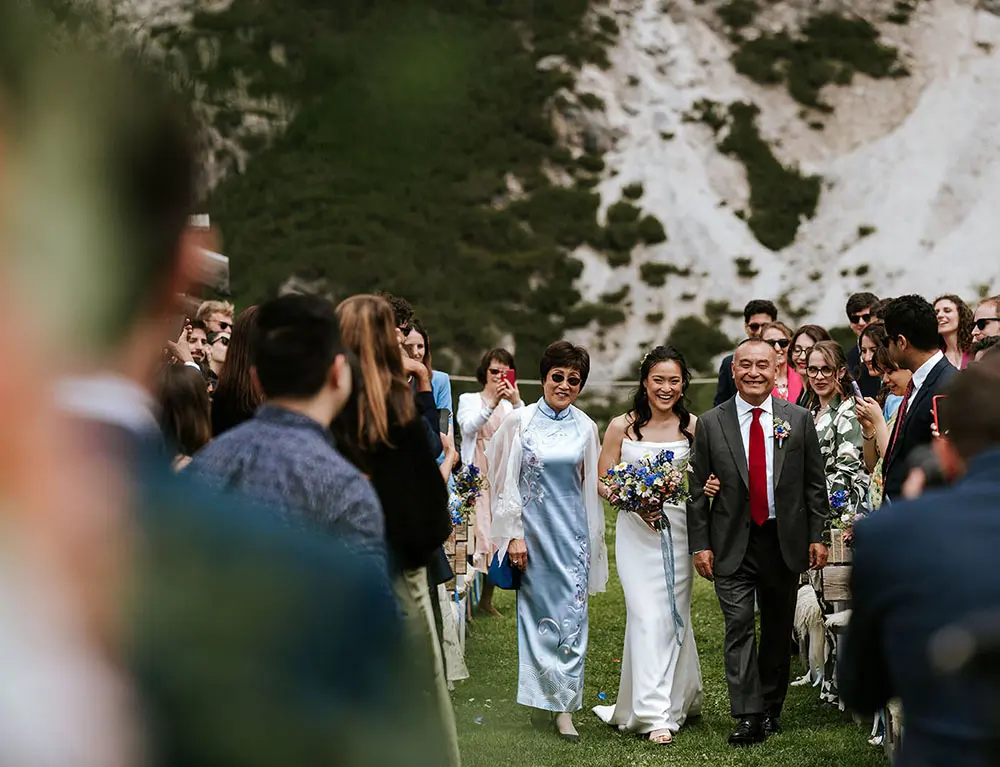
[974,317,1000,331]
[550,372,582,387]
[806,365,836,379]
[764,338,790,349]
[849,313,872,325]
[211,335,229,347]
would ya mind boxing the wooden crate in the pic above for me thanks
[828,528,853,565]
[820,565,851,603]
[445,521,471,576]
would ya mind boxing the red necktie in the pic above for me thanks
[887,379,915,458]
[749,408,769,526]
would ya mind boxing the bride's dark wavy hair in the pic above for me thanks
[628,346,694,444]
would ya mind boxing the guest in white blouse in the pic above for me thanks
[456,348,522,615]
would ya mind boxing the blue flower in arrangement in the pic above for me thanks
[773,419,791,446]
[601,449,690,531]
[829,489,863,532]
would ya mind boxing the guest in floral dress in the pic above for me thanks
[804,341,869,709]
[488,341,608,743]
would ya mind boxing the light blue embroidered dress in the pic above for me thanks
[487,399,608,713]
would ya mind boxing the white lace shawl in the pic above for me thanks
[486,402,608,595]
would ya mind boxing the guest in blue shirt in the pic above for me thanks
[188,295,387,574]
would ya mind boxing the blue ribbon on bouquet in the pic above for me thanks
[658,514,686,646]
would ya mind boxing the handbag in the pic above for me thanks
[488,550,521,590]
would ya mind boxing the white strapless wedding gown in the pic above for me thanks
[593,439,703,734]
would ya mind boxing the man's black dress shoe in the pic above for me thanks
[728,717,765,747]
[763,716,781,736]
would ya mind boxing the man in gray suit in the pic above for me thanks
[687,339,830,746]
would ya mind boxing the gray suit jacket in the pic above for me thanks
[687,397,830,577]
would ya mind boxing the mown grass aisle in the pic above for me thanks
[454,508,886,766]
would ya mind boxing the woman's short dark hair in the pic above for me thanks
[476,348,516,385]
[157,364,211,456]
[540,341,590,389]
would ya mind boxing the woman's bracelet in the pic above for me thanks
[862,430,875,441]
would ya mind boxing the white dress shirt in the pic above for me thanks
[735,393,776,519]
[905,350,944,413]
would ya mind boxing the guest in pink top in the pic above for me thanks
[935,294,974,370]
[456,348,522,616]
[763,322,803,403]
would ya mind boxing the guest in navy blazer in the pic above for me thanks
[879,295,958,502]
[840,356,1000,767]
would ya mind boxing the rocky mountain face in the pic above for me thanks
[70,0,1000,380]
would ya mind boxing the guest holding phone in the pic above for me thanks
[457,349,522,616]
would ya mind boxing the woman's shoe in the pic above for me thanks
[555,713,579,743]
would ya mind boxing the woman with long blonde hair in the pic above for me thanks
[332,294,459,767]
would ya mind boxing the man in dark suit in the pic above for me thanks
[689,339,830,746]
[713,300,778,407]
[881,295,958,502]
[840,357,1000,767]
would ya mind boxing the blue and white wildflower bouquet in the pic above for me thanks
[449,464,486,525]
[602,449,689,531]
[829,489,864,533]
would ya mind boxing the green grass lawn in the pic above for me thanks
[453,508,886,767]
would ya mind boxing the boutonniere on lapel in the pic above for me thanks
[773,418,791,447]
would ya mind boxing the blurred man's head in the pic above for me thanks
[972,295,1000,344]
[883,295,941,371]
[934,355,1000,480]
[846,292,879,337]
[743,300,778,339]
[252,295,352,423]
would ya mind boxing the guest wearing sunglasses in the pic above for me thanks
[457,348,522,617]
[206,331,230,393]
[195,299,234,335]
[972,295,1000,345]
[761,322,802,403]
[713,300,778,407]
[844,292,882,400]
[487,341,608,743]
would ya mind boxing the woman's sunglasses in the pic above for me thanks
[550,372,582,387]
[764,338,790,349]
[210,334,230,347]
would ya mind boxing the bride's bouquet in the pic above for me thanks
[602,449,689,531]
[449,463,486,524]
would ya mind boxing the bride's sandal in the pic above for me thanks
[649,729,673,745]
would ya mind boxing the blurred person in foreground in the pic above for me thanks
[41,52,437,766]
[840,356,1000,767]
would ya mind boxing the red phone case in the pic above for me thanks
[504,370,517,386]
[932,395,946,433]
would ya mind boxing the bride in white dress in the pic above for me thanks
[592,346,704,745]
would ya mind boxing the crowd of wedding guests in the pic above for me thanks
[6,9,1000,766]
